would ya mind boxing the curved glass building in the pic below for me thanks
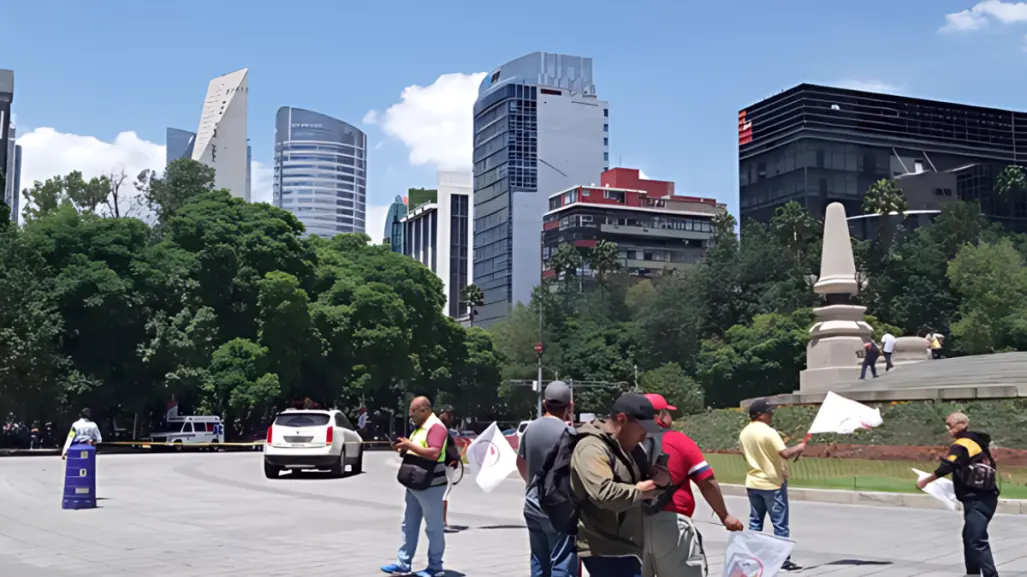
[274,107,367,237]
[384,195,408,251]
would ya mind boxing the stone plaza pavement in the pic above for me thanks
[2,452,1027,576]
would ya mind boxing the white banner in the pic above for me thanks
[464,422,517,492]
[807,392,883,436]
[723,531,794,577]
[913,468,959,511]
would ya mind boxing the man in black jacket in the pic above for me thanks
[917,412,1000,577]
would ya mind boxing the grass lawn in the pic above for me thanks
[705,453,1027,500]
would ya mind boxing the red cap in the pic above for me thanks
[643,393,677,412]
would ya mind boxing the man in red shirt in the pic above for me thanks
[640,393,743,577]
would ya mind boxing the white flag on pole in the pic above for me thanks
[723,531,794,577]
[807,392,883,437]
[465,422,518,492]
[912,468,959,511]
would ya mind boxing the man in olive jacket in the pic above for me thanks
[569,393,671,577]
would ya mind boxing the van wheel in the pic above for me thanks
[329,450,345,478]
[353,447,363,474]
[264,461,280,479]
[210,440,219,452]
[173,440,184,452]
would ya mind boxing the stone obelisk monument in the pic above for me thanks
[799,202,873,393]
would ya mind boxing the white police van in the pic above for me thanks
[148,415,224,451]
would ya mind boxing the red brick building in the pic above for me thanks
[542,168,726,280]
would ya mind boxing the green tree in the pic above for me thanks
[549,243,584,296]
[589,239,620,287]
[639,362,705,415]
[201,338,280,430]
[257,271,322,401]
[995,165,1027,202]
[862,178,908,215]
[947,239,1027,354]
[136,159,216,225]
[461,283,485,326]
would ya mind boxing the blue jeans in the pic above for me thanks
[397,485,446,571]
[581,556,641,577]
[524,491,577,577]
[859,356,878,379]
[747,484,791,561]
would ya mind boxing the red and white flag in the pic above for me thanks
[465,422,517,492]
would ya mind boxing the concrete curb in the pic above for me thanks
[716,483,1027,515]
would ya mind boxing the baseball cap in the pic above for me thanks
[747,398,774,418]
[544,380,572,407]
[440,405,454,414]
[643,393,677,412]
[611,392,656,425]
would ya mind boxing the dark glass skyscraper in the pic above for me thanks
[384,195,407,251]
[738,83,1027,228]
[166,128,196,166]
[274,107,367,237]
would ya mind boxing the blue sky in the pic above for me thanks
[4,0,1027,233]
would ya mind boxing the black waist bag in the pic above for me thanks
[397,453,437,490]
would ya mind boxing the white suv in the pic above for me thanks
[263,409,364,479]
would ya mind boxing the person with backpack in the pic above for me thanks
[519,381,576,577]
[639,393,744,577]
[439,405,462,533]
[559,392,670,577]
[859,340,880,380]
[917,412,1000,577]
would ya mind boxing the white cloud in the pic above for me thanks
[834,79,904,94]
[940,0,1027,32]
[364,72,486,170]
[15,127,272,220]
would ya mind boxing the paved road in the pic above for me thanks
[2,451,1027,576]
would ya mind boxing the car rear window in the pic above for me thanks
[274,413,331,427]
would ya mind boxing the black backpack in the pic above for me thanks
[533,428,634,535]
[957,448,998,493]
[444,432,461,467]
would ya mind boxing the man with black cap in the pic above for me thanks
[570,392,671,577]
[739,398,806,572]
[519,381,576,577]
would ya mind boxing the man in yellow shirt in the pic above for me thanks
[739,399,806,572]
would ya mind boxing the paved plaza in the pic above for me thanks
[2,451,1027,576]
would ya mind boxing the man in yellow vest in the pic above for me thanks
[382,396,449,577]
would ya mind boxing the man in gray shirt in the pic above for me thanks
[518,381,577,577]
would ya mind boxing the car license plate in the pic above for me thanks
[288,443,305,448]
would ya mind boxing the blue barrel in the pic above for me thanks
[62,443,97,510]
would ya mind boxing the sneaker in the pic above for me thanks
[413,569,445,577]
[380,563,411,575]
[780,560,803,572]
[444,524,458,533]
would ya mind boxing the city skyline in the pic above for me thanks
[6,1,1027,246]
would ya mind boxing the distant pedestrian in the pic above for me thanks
[917,412,1000,577]
[61,408,102,459]
[518,381,577,577]
[929,332,944,360]
[881,332,896,371]
[859,340,880,380]
[381,397,449,577]
[639,393,743,577]
[739,399,805,573]
[438,405,462,533]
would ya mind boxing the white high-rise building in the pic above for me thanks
[191,68,249,200]
[472,52,609,326]
[402,171,473,318]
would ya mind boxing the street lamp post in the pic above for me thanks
[534,343,544,418]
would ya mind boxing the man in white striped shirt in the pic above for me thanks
[640,394,743,577]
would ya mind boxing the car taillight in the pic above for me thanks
[266,425,273,444]
[325,426,334,445]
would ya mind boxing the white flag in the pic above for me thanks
[912,468,959,511]
[807,392,883,436]
[465,422,518,492]
[723,531,794,577]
